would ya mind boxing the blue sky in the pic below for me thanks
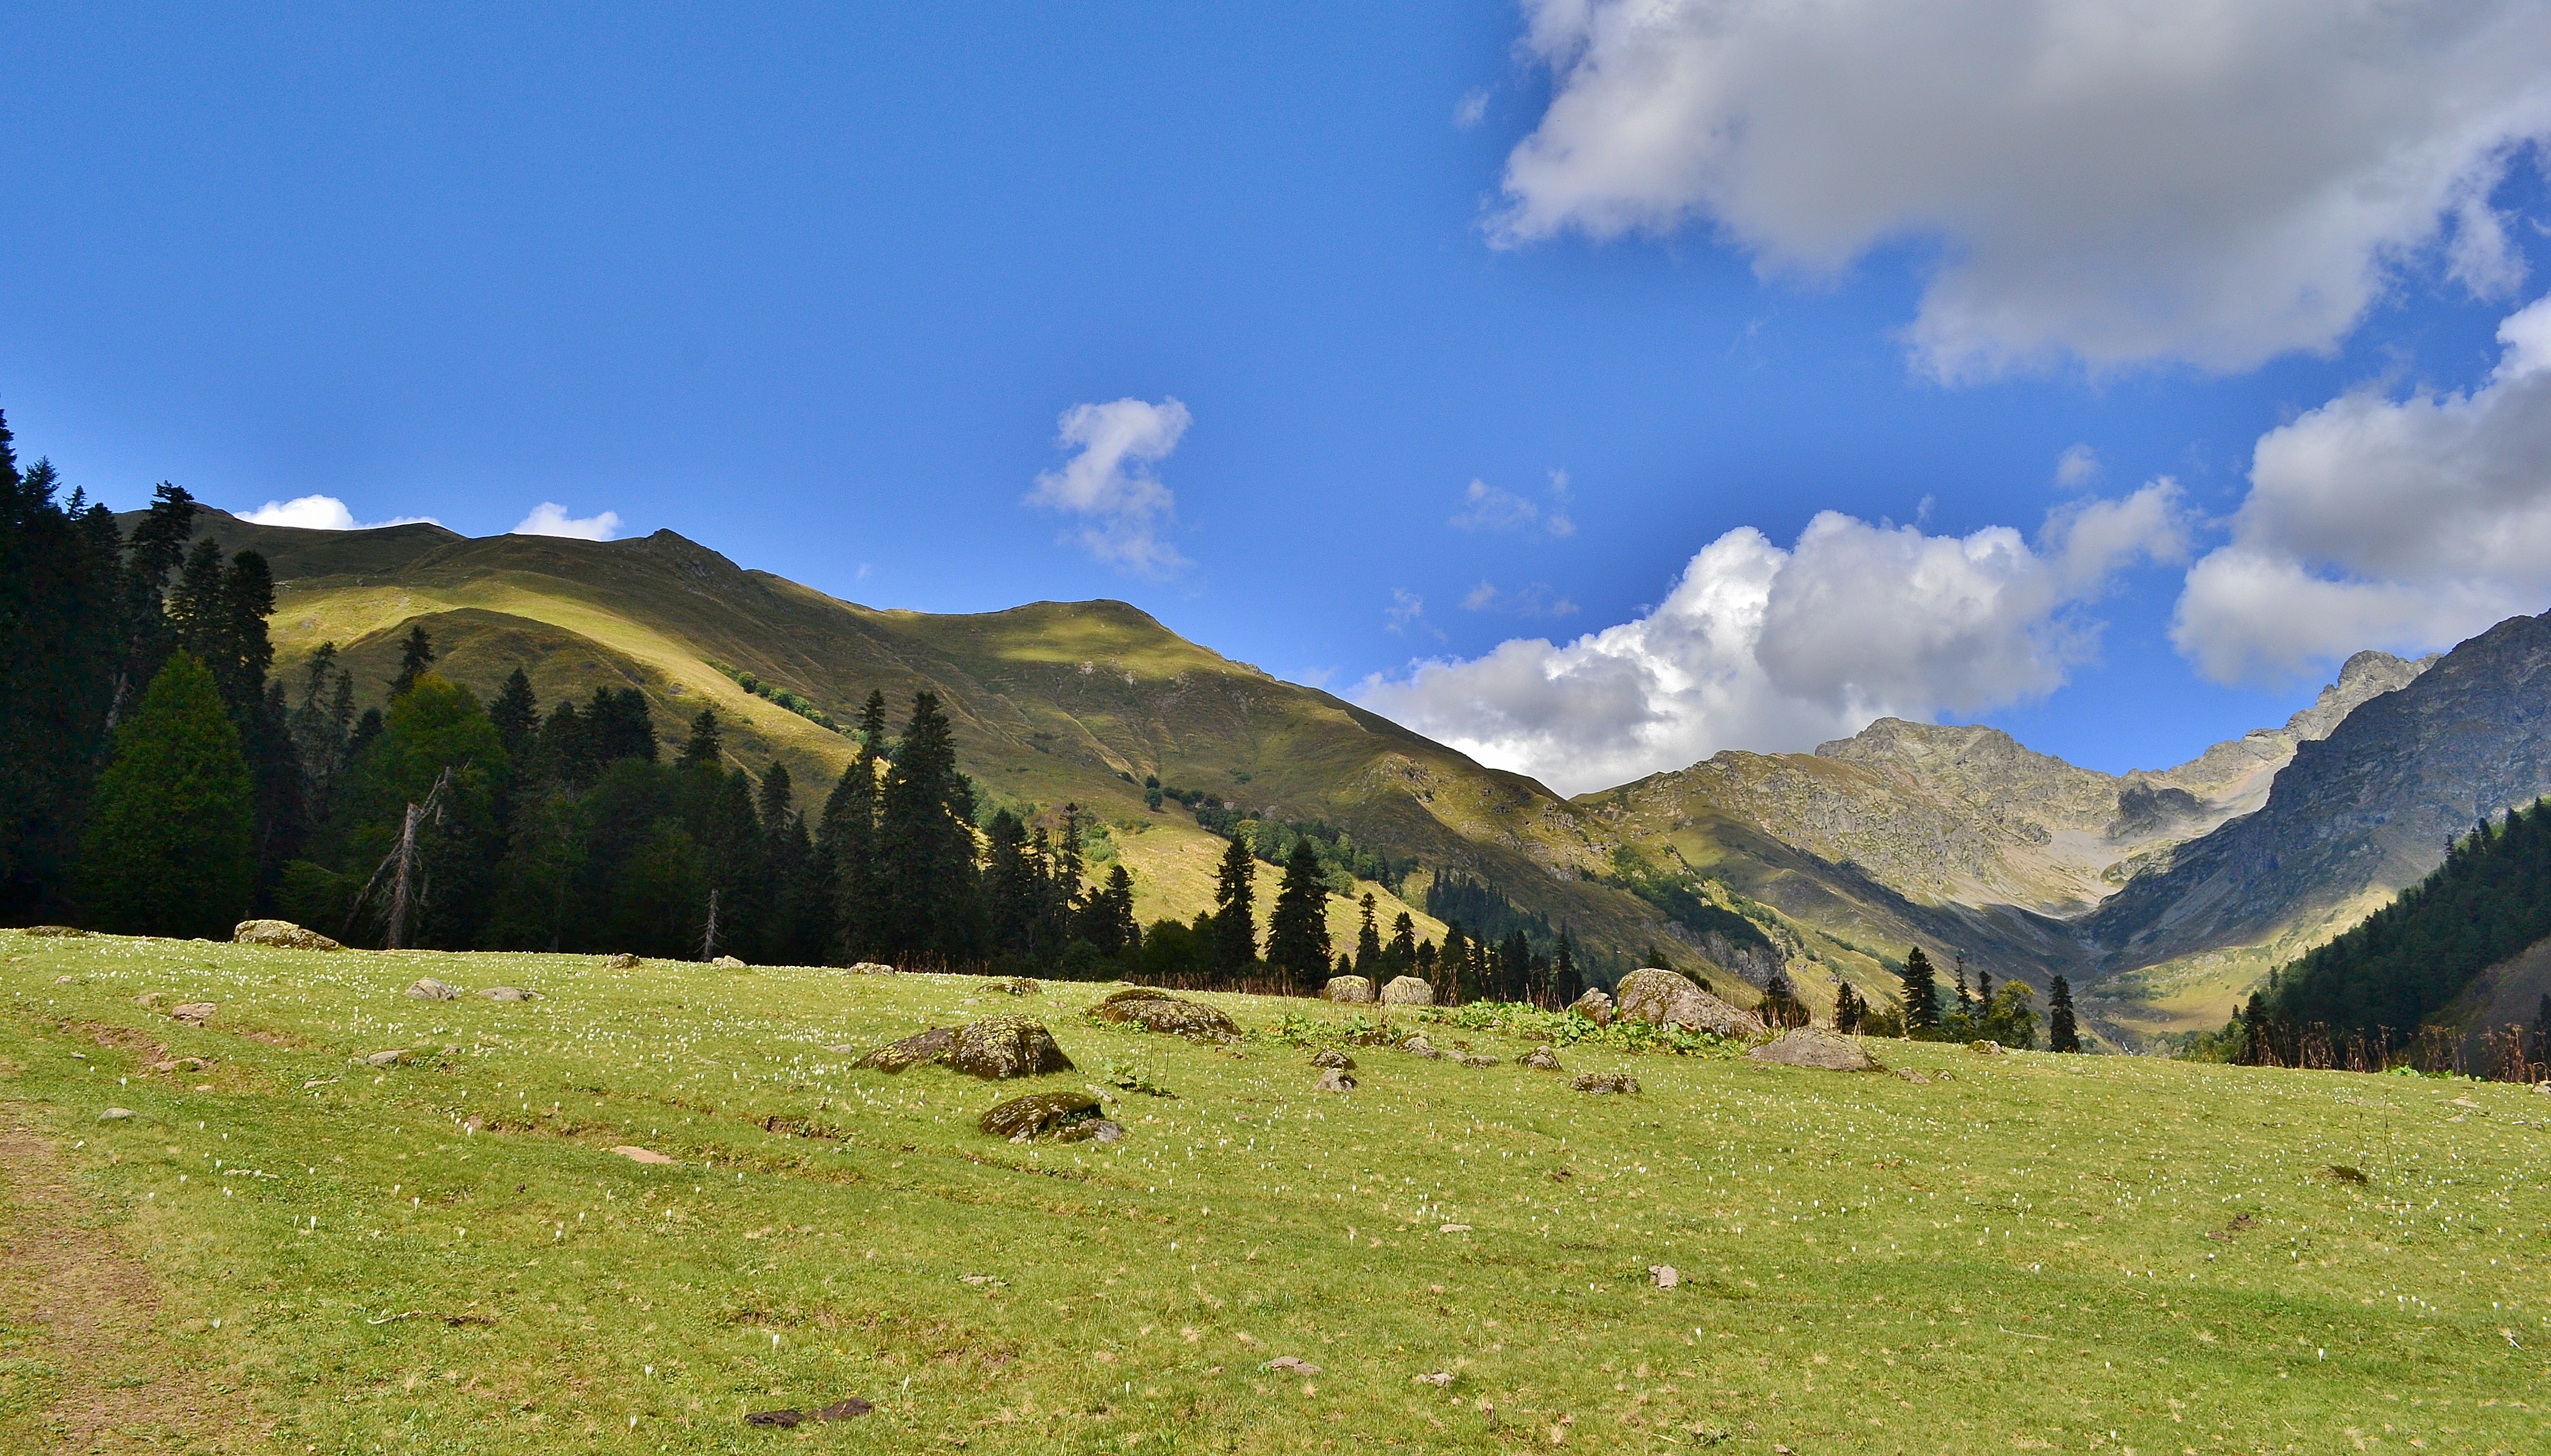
[7,3,2549,792]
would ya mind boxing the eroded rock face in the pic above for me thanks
[404,978,459,1001]
[1086,988,1240,1040]
[1323,975,1375,1004]
[233,919,341,951]
[979,1090,1101,1141]
[944,1016,1075,1079]
[1568,988,1614,1025]
[1572,1072,1639,1094]
[855,1026,957,1072]
[1746,1027,1877,1071]
[1612,968,1764,1037]
[1379,975,1433,1006]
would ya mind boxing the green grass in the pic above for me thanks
[6,930,2549,1453]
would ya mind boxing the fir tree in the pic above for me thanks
[488,667,540,766]
[1899,947,1941,1030]
[1210,832,1258,979]
[823,689,890,961]
[1552,927,1582,1008]
[1354,892,1382,975]
[389,623,436,699]
[1080,864,1140,962]
[1388,910,1417,970]
[77,653,255,938]
[678,708,724,767]
[1264,837,1331,987]
[2047,974,2081,1053]
[874,690,983,964]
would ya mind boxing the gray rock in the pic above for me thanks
[479,985,538,1001]
[1521,1046,1564,1071]
[998,976,1041,996]
[602,953,641,969]
[404,978,459,1001]
[22,925,88,938]
[1650,1264,1680,1289]
[1056,1117,1125,1144]
[1967,1039,2006,1056]
[1323,975,1375,1004]
[1309,1049,1356,1070]
[1572,1072,1640,1095]
[1568,988,1614,1025]
[710,954,747,969]
[97,1107,133,1121]
[363,1049,407,1067]
[944,1016,1075,1079]
[1086,988,1240,1040]
[1379,975,1434,1006]
[232,918,341,951]
[169,1001,216,1024]
[856,1026,957,1072]
[1747,1027,1879,1071]
[979,1090,1100,1141]
[1397,1033,1445,1060]
[1894,1067,1933,1084]
[1612,967,1764,1037]
[1453,1051,1500,1068]
[845,961,896,975]
[1313,1066,1356,1093]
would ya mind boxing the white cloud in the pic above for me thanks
[512,502,624,541]
[2053,444,2100,489]
[2172,292,2551,683]
[1360,484,2186,795]
[1494,0,2551,378]
[1028,396,1191,575]
[1462,580,1581,618]
[1383,587,1444,642]
[1452,470,1575,536]
[240,494,439,531]
[1454,87,1491,130]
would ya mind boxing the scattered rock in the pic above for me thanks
[1417,1371,1455,1387]
[845,961,896,975]
[1967,1040,2005,1056]
[151,1056,205,1074]
[2205,1212,2256,1242]
[710,954,747,969]
[815,1398,872,1421]
[2326,1164,2371,1185]
[1086,988,1240,1040]
[231,918,340,951]
[1933,1069,1956,1082]
[1521,1046,1564,1071]
[1893,1068,1932,1085]
[1313,1066,1356,1093]
[1056,1117,1126,1144]
[1612,967,1764,1037]
[1397,1033,1445,1060]
[1379,975,1434,1006]
[999,976,1041,995]
[856,1026,956,1072]
[169,1002,216,1024]
[1568,988,1614,1025]
[1747,1028,1879,1072]
[133,992,162,1007]
[21,925,89,938]
[1572,1072,1639,1095]
[611,1145,677,1165]
[97,1107,133,1121]
[944,1016,1075,1079]
[1309,1049,1356,1069]
[480,986,538,1001]
[1650,1264,1680,1289]
[1265,1356,1321,1376]
[404,978,458,1001]
[363,1049,407,1067]
[602,953,641,969]
[1323,975,1375,1004]
[1453,1051,1500,1068]
[979,1090,1101,1141]
[743,1409,802,1428]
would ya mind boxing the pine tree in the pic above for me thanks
[1354,892,1382,974]
[1080,864,1140,962]
[1899,947,1940,1030]
[1264,837,1331,987]
[77,653,255,938]
[1210,833,1258,979]
[1552,927,1582,1008]
[1834,982,1863,1034]
[488,668,539,763]
[678,708,723,767]
[2047,974,2081,1053]
[874,690,983,964]
[389,623,436,699]
[1388,911,1418,972]
[823,689,890,961]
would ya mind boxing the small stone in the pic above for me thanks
[1265,1356,1321,1376]
[1893,1068,1932,1085]
[1568,988,1614,1025]
[1650,1264,1680,1289]
[231,918,341,951]
[1417,1371,1455,1387]
[710,954,747,969]
[1572,1072,1639,1095]
[1378,975,1433,1006]
[1966,1039,2005,1056]
[480,986,538,1001]
[133,992,162,1008]
[602,953,642,969]
[404,978,459,1001]
[1454,1051,1500,1068]
[944,1016,1075,1079]
[97,1107,134,1121]
[53,974,77,984]
[169,1002,216,1024]
[1086,988,1240,1040]
[1747,1028,1879,1072]
[1313,1066,1356,1093]
[815,1398,872,1421]
[845,961,896,975]
[611,1146,677,1165]
[1397,1034,1445,1060]
[1309,1049,1355,1070]
[999,976,1041,996]
[1056,1118,1125,1145]
[856,1026,957,1072]
[1323,975,1375,1004]
[364,1049,407,1067]
[979,1090,1101,1141]
[1521,1046,1564,1071]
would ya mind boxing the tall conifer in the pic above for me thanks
[1899,947,1941,1030]
[2047,974,2081,1053]
[78,653,255,937]
[1264,837,1331,987]
[1210,833,1258,979]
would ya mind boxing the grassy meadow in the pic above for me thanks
[4,929,2549,1453]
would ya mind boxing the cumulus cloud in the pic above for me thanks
[1452,469,1574,536]
[2053,444,2100,489]
[1359,483,2186,794]
[1028,396,1191,575]
[1494,0,2551,378]
[512,502,624,541]
[2172,292,2551,683]
[241,495,438,531]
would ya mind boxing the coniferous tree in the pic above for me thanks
[78,653,255,938]
[984,809,1039,959]
[1552,927,1582,1009]
[1209,832,1258,980]
[823,689,890,961]
[2046,975,2081,1052]
[1354,892,1382,975]
[1834,982,1863,1034]
[489,668,540,765]
[1080,863,1140,963]
[678,709,723,767]
[1899,947,1941,1030]
[389,623,436,699]
[1264,837,1331,988]
[875,690,983,964]
[1387,911,1417,974]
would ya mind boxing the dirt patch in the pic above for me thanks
[0,1113,259,1450]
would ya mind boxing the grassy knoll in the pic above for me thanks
[4,931,2548,1453]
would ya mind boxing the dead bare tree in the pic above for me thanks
[700,887,721,962]
[346,767,455,949]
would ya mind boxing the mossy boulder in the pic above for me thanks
[233,919,340,951]
[1087,988,1239,1040]
[944,1016,1075,1079]
[855,1026,957,1073]
[1613,968,1763,1037]
[980,1090,1101,1141]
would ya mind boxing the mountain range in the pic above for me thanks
[165,508,2551,1046]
